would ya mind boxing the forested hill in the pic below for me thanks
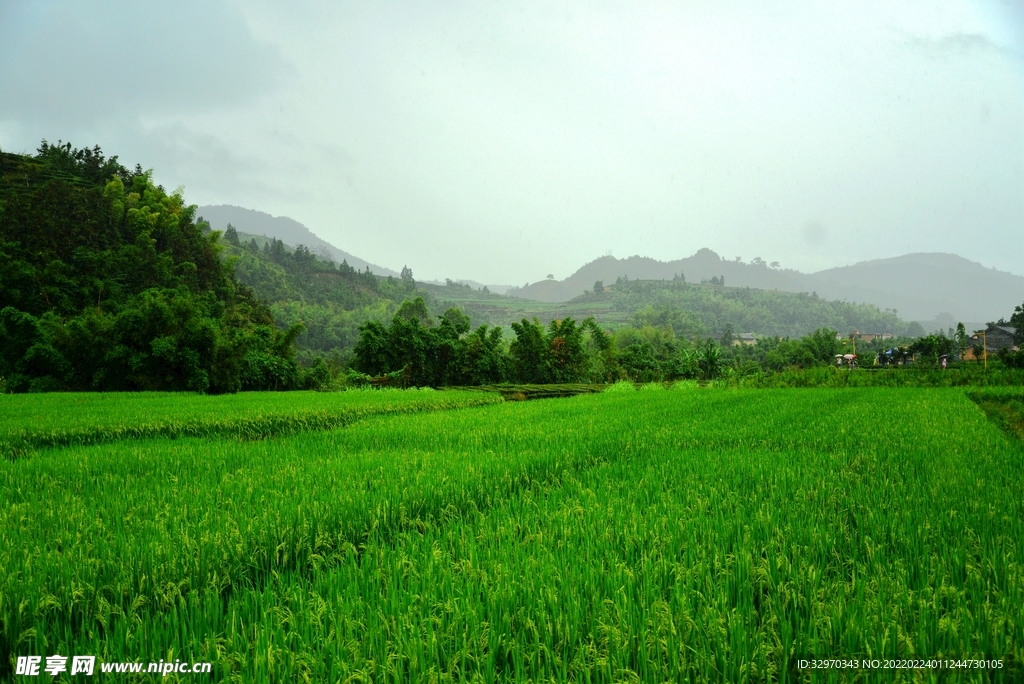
[509,249,1024,325]
[429,277,914,340]
[0,143,317,393]
[213,224,420,355]
[588,279,912,339]
[198,204,400,277]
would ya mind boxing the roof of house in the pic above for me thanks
[972,325,1015,337]
[969,325,1017,349]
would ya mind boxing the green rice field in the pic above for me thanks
[2,387,1022,682]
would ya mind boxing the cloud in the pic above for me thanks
[905,31,1018,59]
[0,0,292,127]
[801,221,828,247]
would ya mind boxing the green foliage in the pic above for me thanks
[353,301,511,387]
[695,338,723,380]
[997,347,1024,369]
[508,317,589,384]
[736,365,1024,388]
[609,279,906,339]
[545,318,587,383]
[220,235,426,365]
[970,386,1024,439]
[223,223,240,246]
[954,321,969,357]
[353,306,603,386]
[1011,302,1024,345]
[909,332,955,364]
[509,318,549,383]
[395,295,431,324]
[0,143,304,393]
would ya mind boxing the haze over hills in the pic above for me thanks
[196,205,1020,330]
[197,205,401,278]
[508,249,1023,328]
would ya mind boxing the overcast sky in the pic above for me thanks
[2,1,1022,284]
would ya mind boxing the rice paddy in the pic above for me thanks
[2,387,1021,682]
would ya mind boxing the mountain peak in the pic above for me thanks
[511,249,1024,324]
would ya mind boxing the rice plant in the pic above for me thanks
[2,389,1021,682]
[0,389,501,458]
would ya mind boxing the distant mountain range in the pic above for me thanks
[196,205,1021,329]
[197,205,401,278]
[507,249,1023,328]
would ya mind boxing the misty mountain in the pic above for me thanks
[197,205,400,278]
[508,250,1023,326]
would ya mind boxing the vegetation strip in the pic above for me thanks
[446,383,608,400]
[0,390,502,459]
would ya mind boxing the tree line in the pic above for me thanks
[351,297,859,386]
[352,295,1024,387]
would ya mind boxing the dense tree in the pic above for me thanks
[353,302,502,387]
[1011,303,1024,345]
[400,265,416,292]
[695,339,723,380]
[0,142,304,393]
[396,296,431,325]
[509,318,549,383]
[954,322,968,358]
[454,325,508,385]
[353,306,606,387]
[909,333,954,365]
[545,318,587,383]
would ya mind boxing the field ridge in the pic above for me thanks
[0,391,503,459]
[969,387,1024,442]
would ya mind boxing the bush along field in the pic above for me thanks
[2,387,1022,682]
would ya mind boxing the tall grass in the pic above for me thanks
[2,389,1022,681]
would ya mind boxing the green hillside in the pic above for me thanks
[426,276,913,339]
[197,204,400,277]
[214,225,416,355]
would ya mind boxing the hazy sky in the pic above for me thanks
[2,1,1022,284]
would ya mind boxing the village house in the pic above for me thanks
[837,331,894,343]
[961,325,1018,361]
[732,332,759,346]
